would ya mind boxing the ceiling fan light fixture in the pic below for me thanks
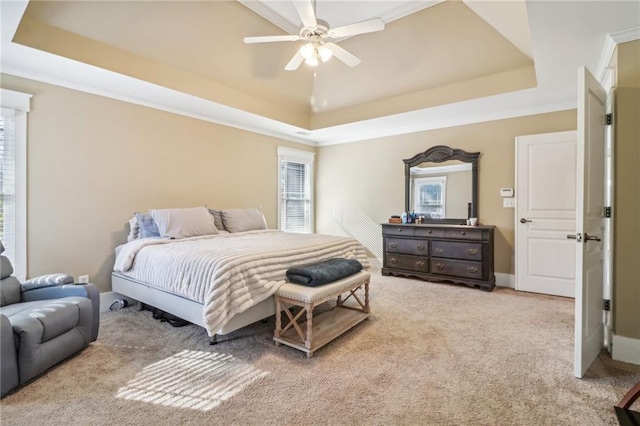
[318,45,333,62]
[304,54,319,67]
[299,43,316,60]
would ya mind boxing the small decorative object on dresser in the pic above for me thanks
[381,223,495,291]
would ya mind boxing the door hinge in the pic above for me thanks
[606,113,613,125]
[603,299,611,311]
[603,206,612,218]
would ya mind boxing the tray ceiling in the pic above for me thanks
[2,1,639,145]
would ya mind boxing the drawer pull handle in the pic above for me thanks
[397,228,402,232]
[435,263,445,270]
[460,231,466,236]
[467,266,478,273]
[417,244,425,251]
[435,248,444,254]
[416,261,425,267]
[390,243,397,249]
[428,230,432,234]
[390,257,397,264]
[467,249,478,255]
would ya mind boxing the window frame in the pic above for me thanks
[277,146,315,234]
[1,89,31,281]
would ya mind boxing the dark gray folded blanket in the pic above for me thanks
[286,258,363,287]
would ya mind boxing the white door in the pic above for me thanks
[574,66,606,378]
[515,131,577,298]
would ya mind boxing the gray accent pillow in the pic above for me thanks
[150,206,218,239]
[135,212,160,239]
[221,207,268,233]
[208,209,225,231]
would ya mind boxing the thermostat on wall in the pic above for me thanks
[500,188,514,197]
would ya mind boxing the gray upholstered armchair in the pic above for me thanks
[0,242,100,397]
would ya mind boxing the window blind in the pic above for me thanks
[0,108,16,264]
[280,159,311,233]
[277,146,314,234]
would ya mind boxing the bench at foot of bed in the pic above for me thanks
[274,271,370,358]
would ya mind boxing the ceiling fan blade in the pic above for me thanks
[293,0,317,28]
[325,43,361,67]
[329,18,385,38]
[243,35,301,44]
[285,51,304,71]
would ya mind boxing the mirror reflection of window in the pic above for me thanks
[413,176,446,218]
[409,162,472,219]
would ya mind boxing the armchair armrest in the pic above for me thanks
[21,273,74,291]
[0,314,18,397]
[21,283,100,342]
[22,284,87,302]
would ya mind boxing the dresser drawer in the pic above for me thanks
[445,228,484,241]
[386,254,429,273]
[415,227,446,238]
[430,258,483,279]
[431,241,483,261]
[383,226,415,237]
[386,238,428,256]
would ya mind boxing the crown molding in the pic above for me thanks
[596,25,640,85]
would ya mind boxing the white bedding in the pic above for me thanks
[113,230,370,336]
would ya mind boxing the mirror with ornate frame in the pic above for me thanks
[404,145,480,224]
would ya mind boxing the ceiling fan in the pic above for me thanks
[243,0,385,71]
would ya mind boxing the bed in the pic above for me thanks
[112,229,370,341]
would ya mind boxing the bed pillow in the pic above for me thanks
[151,206,218,239]
[134,212,160,239]
[127,216,140,242]
[208,209,226,231]
[221,207,268,233]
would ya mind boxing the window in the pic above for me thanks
[278,147,314,233]
[413,176,447,218]
[1,89,30,280]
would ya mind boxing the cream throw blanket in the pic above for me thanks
[114,230,370,336]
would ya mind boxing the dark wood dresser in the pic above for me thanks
[381,223,495,291]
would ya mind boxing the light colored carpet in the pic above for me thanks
[1,270,638,425]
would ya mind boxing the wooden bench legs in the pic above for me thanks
[274,277,370,358]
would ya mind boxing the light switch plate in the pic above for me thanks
[503,198,516,208]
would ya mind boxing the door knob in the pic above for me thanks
[520,218,532,224]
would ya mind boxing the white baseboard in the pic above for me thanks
[495,273,515,289]
[612,334,640,365]
[100,291,138,313]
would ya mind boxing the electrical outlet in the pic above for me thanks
[79,275,89,284]
[503,198,516,208]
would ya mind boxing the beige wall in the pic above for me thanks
[316,110,577,274]
[613,40,640,340]
[0,74,313,293]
